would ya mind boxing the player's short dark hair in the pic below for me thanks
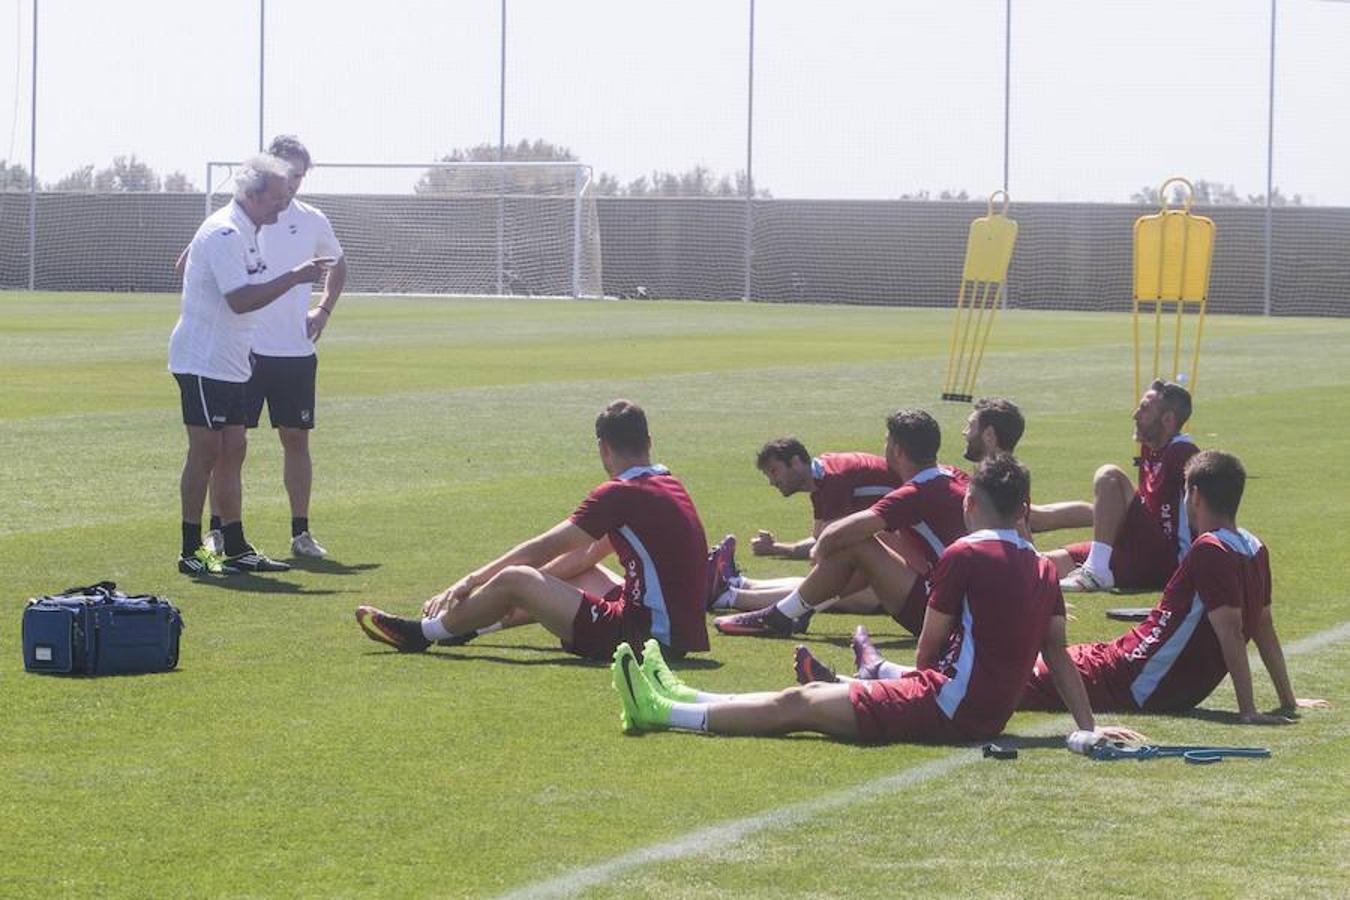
[1185,449,1245,518]
[756,437,810,469]
[885,408,940,465]
[267,134,312,172]
[1149,379,1193,428]
[973,397,1025,452]
[970,453,1031,519]
[595,399,650,456]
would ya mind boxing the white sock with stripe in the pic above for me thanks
[774,591,812,619]
[1086,541,1113,576]
[709,587,738,610]
[874,661,911,679]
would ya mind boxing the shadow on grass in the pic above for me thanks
[810,633,916,652]
[194,573,346,596]
[285,558,382,575]
[360,648,601,668]
[358,643,727,671]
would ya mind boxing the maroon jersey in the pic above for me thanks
[869,465,970,571]
[1136,433,1199,565]
[809,453,904,522]
[926,530,1066,739]
[1111,528,1271,710]
[569,465,710,654]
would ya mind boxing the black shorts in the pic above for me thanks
[174,373,249,430]
[245,353,318,430]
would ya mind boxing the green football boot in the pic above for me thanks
[612,642,673,734]
[640,638,700,702]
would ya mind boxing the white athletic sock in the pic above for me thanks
[1085,541,1114,577]
[709,587,738,611]
[875,661,913,680]
[729,575,747,589]
[693,690,734,703]
[475,621,503,636]
[667,701,710,732]
[774,591,813,620]
[421,617,453,641]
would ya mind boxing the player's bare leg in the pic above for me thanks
[831,538,920,624]
[613,645,861,738]
[210,425,247,526]
[1055,465,1132,590]
[357,565,585,653]
[716,536,913,636]
[279,426,326,557]
[719,575,881,614]
[1089,465,1134,544]
[181,426,222,524]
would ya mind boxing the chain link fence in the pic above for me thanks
[1,0,1346,315]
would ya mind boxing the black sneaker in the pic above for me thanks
[355,606,430,653]
[713,604,811,637]
[226,546,292,572]
[178,546,237,576]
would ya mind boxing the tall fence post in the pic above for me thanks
[497,0,506,297]
[258,0,265,151]
[743,0,756,302]
[1003,0,1011,196]
[1264,0,1276,317]
[27,0,38,290]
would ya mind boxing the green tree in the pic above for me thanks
[1130,179,1301,206]
[163,171,197,193]
[0,160,34,191]
[417,139,770,198]
[93,155,161,192]
[50,164,94,192]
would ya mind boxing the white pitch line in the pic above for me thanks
[500,619,1349,900]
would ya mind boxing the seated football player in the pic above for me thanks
[956,397,1092,535]
[612,455,1141,750]
[713,408,968,637]
[1046,380,1199,593]
[355,400,710,661]
[800,451,1329,726]
[704,436,904,617]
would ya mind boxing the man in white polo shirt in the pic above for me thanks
[202,135,347,559]
[169,154,336,575]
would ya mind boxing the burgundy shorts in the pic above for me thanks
[1066,495,1178,590]
[563,586,652,661]
[848,671,961,744]
[1018,642,1139,713]
[891,576,930,636]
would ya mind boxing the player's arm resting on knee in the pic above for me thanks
[752,528,814,559]
[1027,501,1093,534]
[540,536,613,578]
[812,510,886,561]
[449,520,595,602]
[225,257,336,314]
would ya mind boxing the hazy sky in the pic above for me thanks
[2,0,1347,203]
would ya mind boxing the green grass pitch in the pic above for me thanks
[1,291,1347,897]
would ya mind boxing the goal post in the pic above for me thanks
[204,160,604,299]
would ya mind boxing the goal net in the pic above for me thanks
[205,160,603,299]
